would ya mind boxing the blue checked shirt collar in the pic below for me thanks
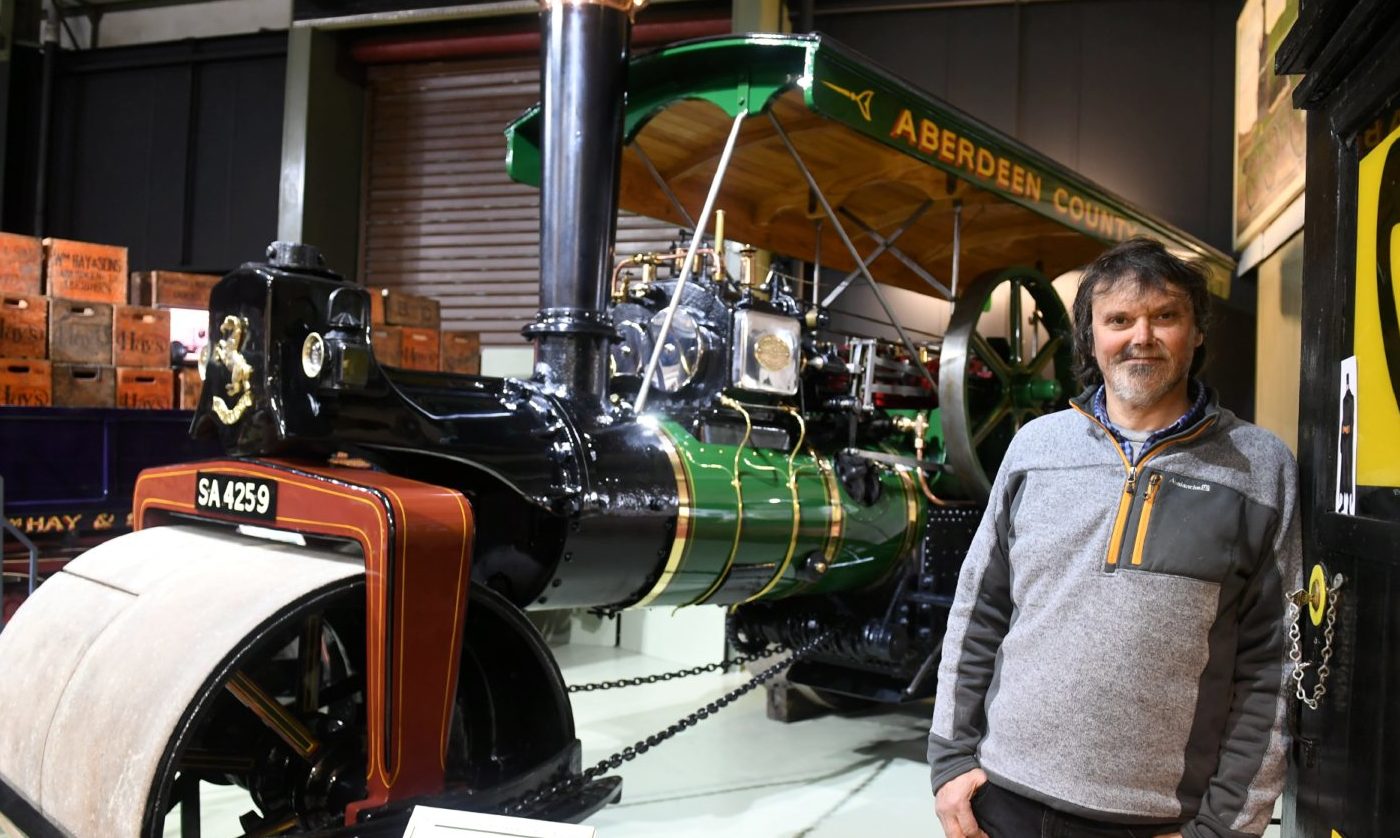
[1091,380,1208,466]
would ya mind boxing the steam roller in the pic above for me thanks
[0,0,1235,834]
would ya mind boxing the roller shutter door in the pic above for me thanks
[361,58,681,347]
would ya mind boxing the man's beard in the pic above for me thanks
[1103,347,1190,410]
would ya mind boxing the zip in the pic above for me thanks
[1070,402,1216,568]
[1130,473,1163,565]
[1105,474,1135,567]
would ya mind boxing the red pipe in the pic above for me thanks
[351,18,729,64]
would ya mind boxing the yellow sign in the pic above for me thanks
[1354,122,1400,488]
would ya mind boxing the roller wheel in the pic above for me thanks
[154,582,576,836]
[151,579,369,836]
[937,268,1075,501]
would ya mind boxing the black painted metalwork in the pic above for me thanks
[1280,4,1400,836]
[522,2,631,405]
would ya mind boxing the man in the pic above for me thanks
[929,237,1301,838]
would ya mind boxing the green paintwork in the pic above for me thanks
[502,33,1235,297]
[652,420,919,607]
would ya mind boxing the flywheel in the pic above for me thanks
[937,267,1076,501]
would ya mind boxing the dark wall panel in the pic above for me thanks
[42,33,286,274]
[188,57,285,267]
[816,0,1236,252]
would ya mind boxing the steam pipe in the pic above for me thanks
[522,0,638,405]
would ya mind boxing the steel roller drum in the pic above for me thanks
[0,524,361,837]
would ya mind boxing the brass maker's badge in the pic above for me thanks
[754,333,792,372]
[212,314,254,425]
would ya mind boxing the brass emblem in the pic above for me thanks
[211,315,254,425]
[754,334,792,371]
[821,81,874,122]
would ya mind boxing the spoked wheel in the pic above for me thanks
[152,579,369,837]
[938,267,1075,501]
[153,582,579,837]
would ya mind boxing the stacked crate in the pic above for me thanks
[0,234,53,406]
[369,287,442,371]
[130,270,219,410]
[0,233,220,409]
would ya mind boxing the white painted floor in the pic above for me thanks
[0,641,1285,838]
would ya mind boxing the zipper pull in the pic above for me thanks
[1125,473,1138,495]
[1145,472,1162,500]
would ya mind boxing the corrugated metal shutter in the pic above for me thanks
[361,57,680,347]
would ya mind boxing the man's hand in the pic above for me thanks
[934,768,989,838]
[1152,833,1183,838]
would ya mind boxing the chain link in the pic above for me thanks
[496,631,832,818]
[1287,574,1343,711]
[566,647,781,693]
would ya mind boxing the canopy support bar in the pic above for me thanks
[951,199,962,297]
[820,199,936,306]
[825,202,947,304]
[634,143,697,230]
[635,108,748,415]
[769,112,938,393]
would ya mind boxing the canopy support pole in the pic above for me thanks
[952,199,963,298]
[824,202,947,304]
[769,112,938,393]
[634,143,697,230]
[635,108,748,415]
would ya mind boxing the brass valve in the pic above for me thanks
[893,411,930,440]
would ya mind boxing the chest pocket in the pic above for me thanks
[1116,470,1271,585]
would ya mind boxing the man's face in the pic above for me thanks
[1090,278,1202,410]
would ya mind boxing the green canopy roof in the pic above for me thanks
[505,34,1234,299]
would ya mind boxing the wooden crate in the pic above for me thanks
[43,238,127,304]
[440,330,481,374]
[129,270,221,309]
[0,233,43,295]
[53,364,116,408]
[401,327,440,371]
[0,294,47,359]
[113,305,171,367]
[116,367,173,409]
[50,300,114,364]
[372,325,440,371]
[0,359,51,406]
[372,325,401,367]
[368,287,441,329]
[177,366,202,411]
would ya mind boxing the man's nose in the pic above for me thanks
[1130,318,1154,344]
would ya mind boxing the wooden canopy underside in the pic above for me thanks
[619,90,1107,300]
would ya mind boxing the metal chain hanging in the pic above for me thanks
[1287,573,1344,711]
[497,631,832,817]
[566,647,782,692]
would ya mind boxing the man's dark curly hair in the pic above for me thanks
[1071,236,1212,388]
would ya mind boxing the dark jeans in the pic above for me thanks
[972,782,1184,838]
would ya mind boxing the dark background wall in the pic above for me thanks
[36,32,286,274]
[809,0,1238,254]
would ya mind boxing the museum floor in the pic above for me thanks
[0,643,1287,837]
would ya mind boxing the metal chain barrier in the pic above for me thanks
[497,630,832,818]
[566,647,780,693]
[1287,574,1344,711]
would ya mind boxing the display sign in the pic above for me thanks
[1234,0,1307,249]
[1353,119,1400,519]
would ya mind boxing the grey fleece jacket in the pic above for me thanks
[927,389,1301,838]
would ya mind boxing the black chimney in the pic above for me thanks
[523,0,639,405]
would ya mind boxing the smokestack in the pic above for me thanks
[523,0,641,405]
